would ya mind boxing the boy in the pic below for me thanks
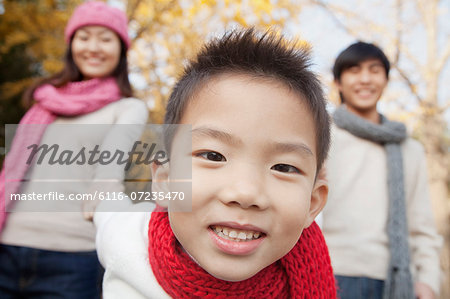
[321,42,442,299]
[95,29,336,298]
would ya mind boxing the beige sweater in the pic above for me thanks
[1,98,148,251]
[321,124,442,294]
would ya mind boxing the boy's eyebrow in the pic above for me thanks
[191,127,242,146]
[272,142,314,157]
[369,62,384,68]
[192,126,313,157]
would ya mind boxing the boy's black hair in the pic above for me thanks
[165,28,330,171]
[333,41,390,81]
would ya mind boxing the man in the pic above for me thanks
[321,41,441,299]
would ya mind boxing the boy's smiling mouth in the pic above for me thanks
[208,223,267,255]
[210,225,264,241]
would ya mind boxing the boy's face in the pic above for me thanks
[155,73,327,281]
[336,58,388,115]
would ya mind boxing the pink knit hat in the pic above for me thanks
[64,1,131,49]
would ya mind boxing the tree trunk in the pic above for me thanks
[420,108,449,298]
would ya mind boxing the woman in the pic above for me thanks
[0,2,147,297]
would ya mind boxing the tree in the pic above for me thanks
[300,0,449,296]
[0,0,81,165]
[0,0,303,158]
[123,0,305,123]
[0,0,80,95]
[0,0,305,124]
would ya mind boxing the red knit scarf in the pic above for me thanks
[0,78,121,232]
[148,211,337,298]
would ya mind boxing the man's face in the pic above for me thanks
[336,58,388,116]
[162,73,327,282]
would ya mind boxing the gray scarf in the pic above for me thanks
[333,106,414,299]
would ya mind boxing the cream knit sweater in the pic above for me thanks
[321,124,442,294]
[1,98,148,251]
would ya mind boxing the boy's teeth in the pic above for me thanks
[237,232,247,240]
[211,225,263,241]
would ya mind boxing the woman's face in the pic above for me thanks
[71,26,121,80]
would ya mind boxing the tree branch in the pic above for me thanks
[395,66,424,103]
[436,39,450,73]
[397,43,424,75]
[133,0,177,41]
[438,100,450,114]
[127,0,144,23]
[393,0,402,65]
[307,0,397,43]
[306,0,360,37]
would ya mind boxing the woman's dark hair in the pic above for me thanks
[23,37,132,107]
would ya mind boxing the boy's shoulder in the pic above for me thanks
[94,202,170,298]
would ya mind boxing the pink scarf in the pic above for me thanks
[0,77,121,232]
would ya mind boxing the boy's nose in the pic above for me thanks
[359,69,371,83]
[218,166,269,210]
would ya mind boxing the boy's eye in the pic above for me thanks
[196,151,226,162]
[348,66,360,73]
[370,66,383,73]
[271,164,300,174]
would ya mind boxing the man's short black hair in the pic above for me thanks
[164,28,330,171]
[333,41,390,81]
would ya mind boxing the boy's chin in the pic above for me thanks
[206,268,261,282]
[186,249,263,281]
[181,243,269,282]
[201,258,272,282]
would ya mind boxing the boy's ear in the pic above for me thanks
[334,79,342,92]
[150,161,170,208]
[305,167,328,227]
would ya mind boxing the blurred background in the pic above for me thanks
[0,0,448,297]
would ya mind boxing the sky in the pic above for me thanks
[288,0,450,126]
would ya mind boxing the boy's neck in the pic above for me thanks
[345,105,381,124]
